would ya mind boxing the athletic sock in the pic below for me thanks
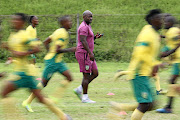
[131,109,144,120]
[167,84,179,97]
[154,75,161,91]
[112,102,138,111]
[43,98,66,120]
[2,97,26,120]
[51,80,70,101]
[25,82,44,104]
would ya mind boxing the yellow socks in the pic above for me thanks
[25,82,44,104]
[111,102,138,111]
[167,84,179,97]
[43,98,66,120]
[2,97,26,120]
[51,80,70,102]
[131,109,144,120]
[154,75,161,91]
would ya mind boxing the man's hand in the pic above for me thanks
[89,52,95,61]
[95,32,103,39]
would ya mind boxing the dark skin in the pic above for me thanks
[31,16,39,28]
[1,15,46,105]
[80,11,102,94]
[42,17,75,87]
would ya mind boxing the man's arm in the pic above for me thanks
[43,37,51,51]
[11,46,40,57]
[160,44,180,58]
[56,45,76,53]
[80,35,94,61]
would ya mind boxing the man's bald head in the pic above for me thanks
[83,10,93,24]
[83,10,92,17]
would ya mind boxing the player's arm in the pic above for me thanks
[43,37,51,51]
[160,44,180,58]
[56,45,76,53]
[80,35,94,61]
[11,46,40,57]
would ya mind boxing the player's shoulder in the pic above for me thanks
[26,25,33,30]
[55,28,68,35]
[168,27,180,33]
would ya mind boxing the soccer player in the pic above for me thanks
[110,9,163,120]
[156,15,180,113]
[22,15,76,112]
[26,16,39,65]
[1,13,71,120]
[74,10,103,103]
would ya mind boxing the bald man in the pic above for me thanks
[74,10,102,103]
[156,15,180,113]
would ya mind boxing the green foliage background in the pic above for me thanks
[0,0,180,62]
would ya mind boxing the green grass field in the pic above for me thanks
[0,62,179,120]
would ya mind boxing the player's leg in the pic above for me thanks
[131,103,152,120]
[50,62,73,103]
[88,60,98,84]
[131,75,154,119]
[31,89,70,120]
[156,75,178,113]
[22,63,55,112]
[156,63,179,113]
[1,81,26,119]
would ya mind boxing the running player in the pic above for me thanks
[26,15,39,65]
[1,13,71,120]
[110,9,163,120]
[74,10,102,103]
[22,15,76,112]
[156,15,180,113]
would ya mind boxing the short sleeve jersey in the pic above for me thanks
[162,27,180,63]
[26,25,37,39]
[76,21,94,53]
[44,28,69,63]
[127,25,161,80]
[8,30,40,76]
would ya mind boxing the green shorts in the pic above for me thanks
[42,59,68,81]
[10,72,39,89]
[131,75,155,103]
[172,63,180,75]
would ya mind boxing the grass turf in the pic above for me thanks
[0,62,179,120]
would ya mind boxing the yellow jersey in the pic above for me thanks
[44,28,69,63]
[8,30,40,76]
[127,25,161,80]
[26,25,37,39]
[162,27,180,63]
